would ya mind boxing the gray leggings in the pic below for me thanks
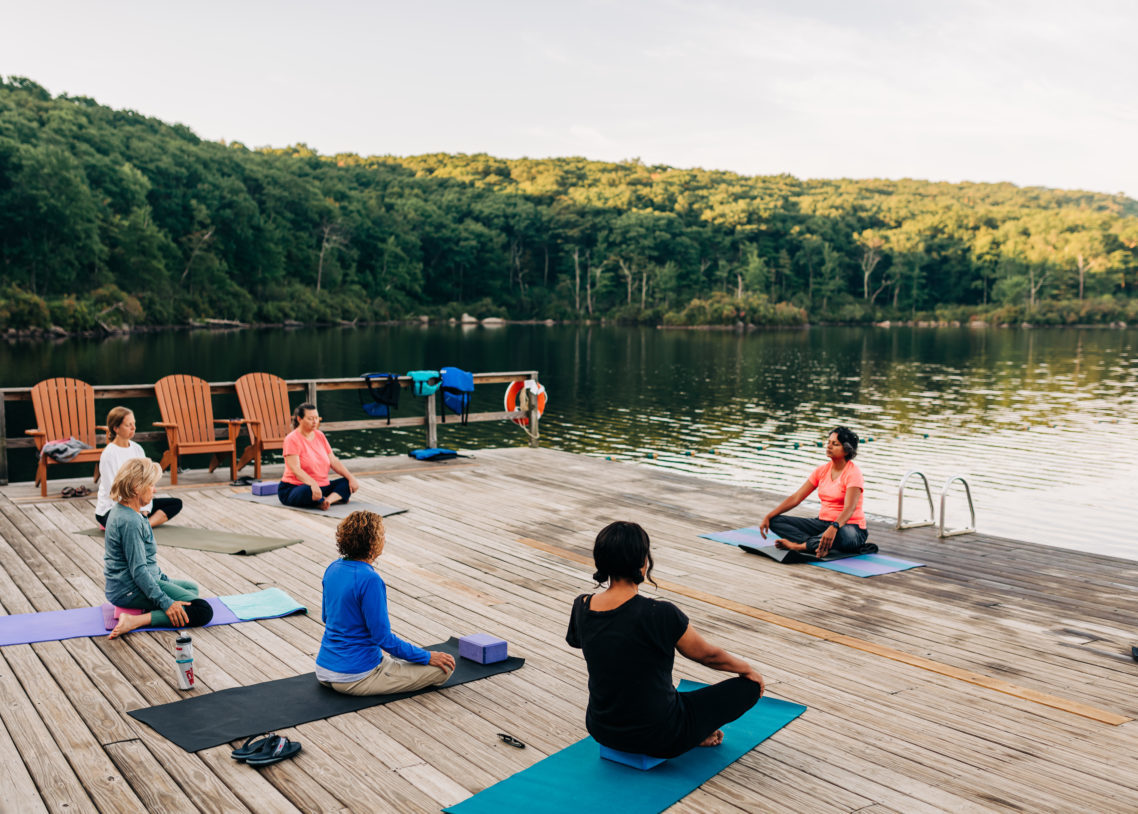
[768,515,875,555]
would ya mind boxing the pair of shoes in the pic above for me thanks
[231,733,301,766]
[61,485,92,498]
[231,475,255,486]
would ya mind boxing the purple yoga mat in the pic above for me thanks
[2,598,240,647]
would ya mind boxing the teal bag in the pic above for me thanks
[407,370,441,397]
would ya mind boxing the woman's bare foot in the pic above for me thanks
[698,729,724,747]
[108,611,152,639]
[148,510,169,528]
[326,493,344,506]
[774,538,806,551]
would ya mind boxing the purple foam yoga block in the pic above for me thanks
[458,633,508,664]
[599,745,666,770]
[252,480,279,496]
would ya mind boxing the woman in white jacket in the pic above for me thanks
[94,406,182,529]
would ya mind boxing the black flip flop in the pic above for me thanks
[246,737,301,767]
[1131,646,1137,663]
[231,733,282,762]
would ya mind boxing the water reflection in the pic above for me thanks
[3,325,1136,556]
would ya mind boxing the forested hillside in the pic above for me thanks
[2,75,1136,331]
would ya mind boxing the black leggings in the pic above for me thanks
[96,497,183,529]
[644,677,763,759]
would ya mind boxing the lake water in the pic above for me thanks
[3,325,1135,558]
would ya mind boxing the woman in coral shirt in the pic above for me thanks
[760,426,876,557]
[279,403,360,510]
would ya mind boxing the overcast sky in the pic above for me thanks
[3,0,1135,198]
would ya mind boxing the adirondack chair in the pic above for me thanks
[235,372,293,479]
[153,374,242,485]
[25,377,106,497]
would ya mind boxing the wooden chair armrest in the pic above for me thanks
[154,422,179,428]
[214,418,246,425]
[96,424,108,432]
[25,429,46,437]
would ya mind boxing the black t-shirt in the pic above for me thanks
[565,593,689,751]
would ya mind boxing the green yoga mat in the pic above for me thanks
[77,525,301,555]
[445,680,805,814]
[227,491,407,519]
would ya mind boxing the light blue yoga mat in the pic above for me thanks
[444,680,805,814]
[701,526,923,576]
[809,553,924,577]
[217,587,306,620]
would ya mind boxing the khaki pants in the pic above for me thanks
[324,656,452,696]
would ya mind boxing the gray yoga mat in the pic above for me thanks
[228,490,407,519]
[77,525,302,555]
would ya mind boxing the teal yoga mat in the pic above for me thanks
[701,527,923,576]
[444,680,805,814]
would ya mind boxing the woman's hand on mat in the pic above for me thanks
[429,651,456,671]
[816,527,836,557]
[310,485,323,502]
[741,669,765,695]
[759,515,772,536]
[167,601,191,627]
[347,475,360,494]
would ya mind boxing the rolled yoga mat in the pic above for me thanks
[76,524,302,555]
[444,680,806,814]
[227,490,407,519]
[0,589,307,647]
[128,636,524,751]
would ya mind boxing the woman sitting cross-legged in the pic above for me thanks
[279,402,360,510]
[761,426,876,558]
[95,406,183,529]
[316,511,456,695]
[566,521,765,759]
[104,458,213,639]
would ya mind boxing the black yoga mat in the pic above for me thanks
[128,637,524,751]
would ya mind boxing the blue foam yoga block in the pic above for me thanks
[252,480,279,496]
[598,745,666,770]
[458,634,508,664]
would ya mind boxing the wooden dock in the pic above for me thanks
[1,447,1136,813]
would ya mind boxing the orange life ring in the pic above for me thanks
[504,380,547,426]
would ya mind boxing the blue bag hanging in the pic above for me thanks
[407,370,442,398]
[439,367,474,424]
[360,373,400,424]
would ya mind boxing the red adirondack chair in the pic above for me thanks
[235,372,293,480]
[153,374,242,485]
[25,377,106,497]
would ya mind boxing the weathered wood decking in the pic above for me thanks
[1,448,1136,813]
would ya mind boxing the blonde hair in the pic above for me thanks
[110,457,162,504]
[105,406,134,444]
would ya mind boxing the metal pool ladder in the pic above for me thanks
[896,470,977,538]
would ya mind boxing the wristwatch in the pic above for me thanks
[829,521,841,530]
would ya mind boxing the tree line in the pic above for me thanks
[2,75,1136,332]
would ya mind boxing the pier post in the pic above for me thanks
[0,392,7,485]
[527,375,540,448]
[426,392,438,448]
[306,381,318,408]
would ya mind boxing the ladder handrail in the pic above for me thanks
[896,469,936,530]
[938,474,977,538]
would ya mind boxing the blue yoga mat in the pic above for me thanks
[444,680,805,814]
[0,589,306,647]
[701,527,923,576]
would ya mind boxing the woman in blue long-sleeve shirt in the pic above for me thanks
[316,511,455,695]
[104,458,213,638]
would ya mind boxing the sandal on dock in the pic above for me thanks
[245,736,301,767]
[231,733,282,762]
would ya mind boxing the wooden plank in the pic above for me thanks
[514,536,1131,726]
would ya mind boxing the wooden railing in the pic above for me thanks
[0,370,541,485]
